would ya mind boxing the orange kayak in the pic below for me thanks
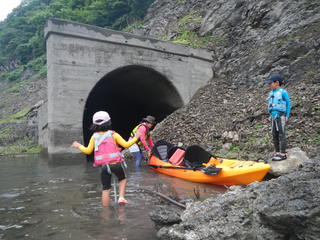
[148,155,270,186]
[148,141,271,186]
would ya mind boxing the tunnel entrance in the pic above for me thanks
[83,65,184,146]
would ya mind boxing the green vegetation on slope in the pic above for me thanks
[0,0,155,82]
[160,10,223,48]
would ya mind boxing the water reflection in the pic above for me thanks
[0,154,225,239]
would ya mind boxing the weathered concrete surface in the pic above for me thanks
[43,18,213,155]
[38,100,48,148]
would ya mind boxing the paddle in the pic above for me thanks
[147,164,198,171]
[147,164,222,176]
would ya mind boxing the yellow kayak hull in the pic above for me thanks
[148,155,270,186]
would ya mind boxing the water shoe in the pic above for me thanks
[272,154,287,161]
[118,197,128,205]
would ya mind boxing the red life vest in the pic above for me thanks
[93,131,123,167]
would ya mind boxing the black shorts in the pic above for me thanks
[100,162,126,190]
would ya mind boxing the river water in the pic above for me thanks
[0,154,226,240]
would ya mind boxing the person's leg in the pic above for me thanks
[271,118,280,153]
[132,151,143,167]
[272,117,287,161]
[118,178,127,199]
[101,189,111,207]
[100,165,112,206]
[278,116,287,154]
[111,163,128,204]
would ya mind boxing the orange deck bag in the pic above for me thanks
[169,148,185,165]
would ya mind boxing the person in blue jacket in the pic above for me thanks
[265,73,291,161]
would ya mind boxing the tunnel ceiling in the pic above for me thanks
[83,65,184,144]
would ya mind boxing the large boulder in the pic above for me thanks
[155,158,320,240]
[269,147,310,176]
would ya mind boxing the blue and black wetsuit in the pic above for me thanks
[268,88,291,153]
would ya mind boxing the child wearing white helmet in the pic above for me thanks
[71,111,140,206]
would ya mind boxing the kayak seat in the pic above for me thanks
[168,148,185,165]
[184,145,212,168]
[151,140,177,162]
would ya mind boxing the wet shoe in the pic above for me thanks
[272,154,287,161]
[118,197,128,205]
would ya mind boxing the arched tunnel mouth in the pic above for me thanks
[83,65,184,147]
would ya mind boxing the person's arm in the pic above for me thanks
[71,136,94,155]
[138,126,151,152]
[113,132,138,148]
[147,135,154,148]
[267,91,272,120]
[283,90,291,118]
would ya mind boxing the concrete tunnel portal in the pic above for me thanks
[83,65,184,145]
[42,19,214,155]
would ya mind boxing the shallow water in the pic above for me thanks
[0,154,225,240]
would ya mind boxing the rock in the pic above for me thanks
[222,131,239,142]
[177,142,184,147]
[153,157,320,240]
[149,205,182,227]
[269,147,310,176]
[222,142,232,150]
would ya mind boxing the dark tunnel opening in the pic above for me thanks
[83,65,184,148]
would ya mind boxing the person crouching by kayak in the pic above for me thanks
[71,111,141,207]
[129,115,156,167]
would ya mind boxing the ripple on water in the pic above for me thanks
[0,225,23,230]
[48,178,73,184]
[0,193,20,198]
[8,207,25,211]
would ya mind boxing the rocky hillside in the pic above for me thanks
[0,0,319,159]
[0,76,46,154]
[140,0,320,159]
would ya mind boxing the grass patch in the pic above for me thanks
[122,21,144,33]
[3,79,29,94]
[0,65,24,82]
[0,134,40,155]
[0,55,46,84]
[0,107,31,125]
[25,146,42,153]
[255,124,264,130]
[158,10,224,48]
[248,136,257,143]
[178,10,202,26]
[0,145,41,155]
[26,54,46,72]
[229,144,241,152]
[172,30,215,48]
[172,10,214,48]
[0,126,11,138]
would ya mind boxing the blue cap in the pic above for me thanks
[264,74,284,84]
